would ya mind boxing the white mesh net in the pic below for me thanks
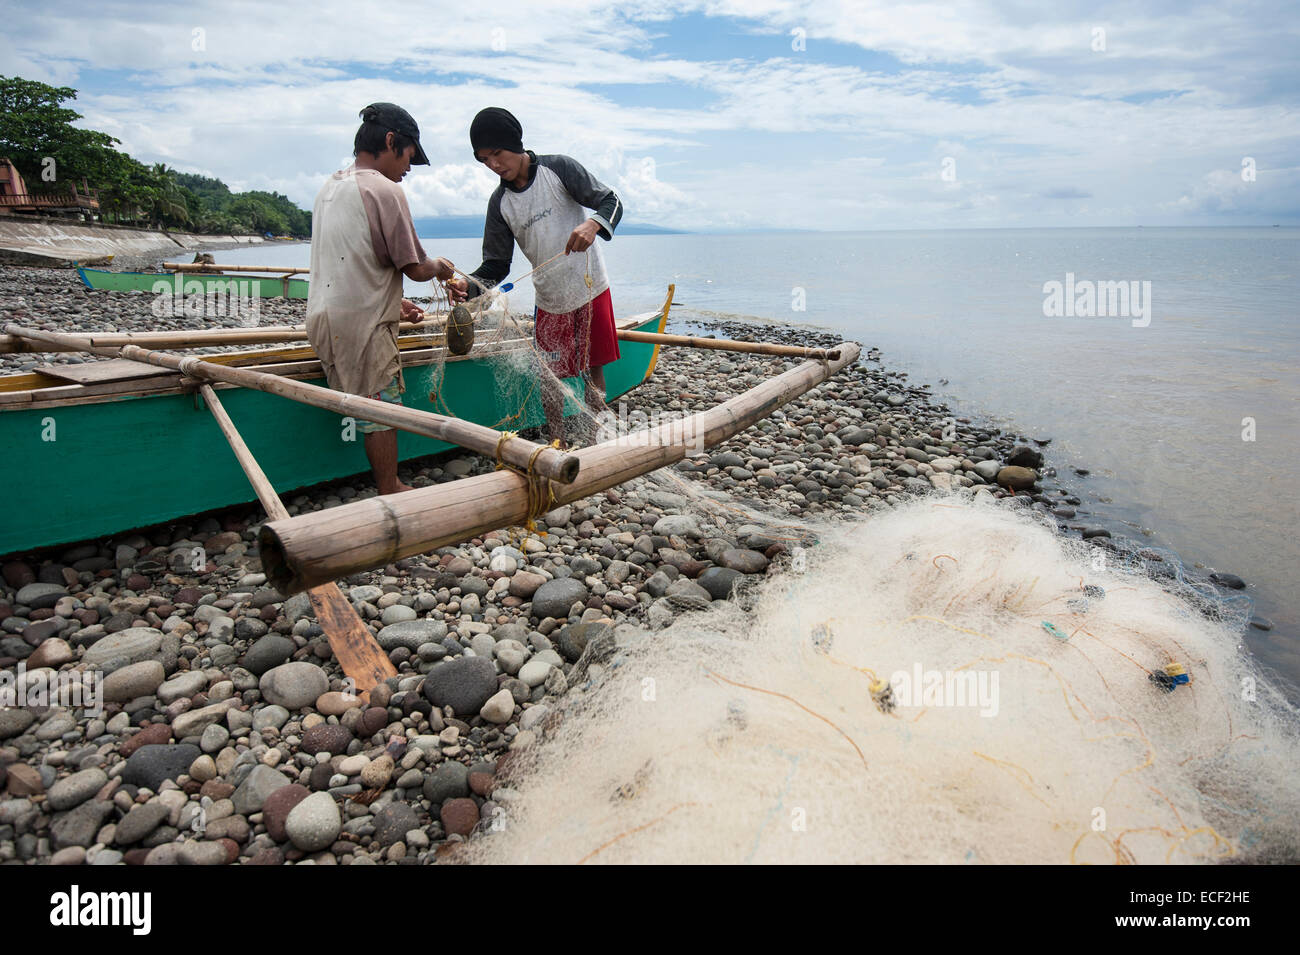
[461,497,1300,865]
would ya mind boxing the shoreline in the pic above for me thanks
[0,265,1281,865]
[0,218,287,271]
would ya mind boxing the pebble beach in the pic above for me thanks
[0,263,1257,866]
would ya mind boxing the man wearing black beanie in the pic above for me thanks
[469,107,525,156]
[452,107,624,447]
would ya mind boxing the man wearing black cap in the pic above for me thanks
[449,107,623,447]
[306,103,462,495]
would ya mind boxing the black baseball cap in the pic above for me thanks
[359,102,429,165]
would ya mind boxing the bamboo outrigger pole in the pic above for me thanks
[260,342,861,595]
[2,324,580,484]
[0,320,450,354]
[616,329,840,361]
[163,263,310,274]
[197,382,395,697]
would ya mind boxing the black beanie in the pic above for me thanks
[470,107,524,159]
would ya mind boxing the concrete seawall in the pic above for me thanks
[0,219,264,267]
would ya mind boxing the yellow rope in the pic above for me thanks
[493,436,559,535]
[494,429,518,469]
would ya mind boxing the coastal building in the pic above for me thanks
[0,157,100,219]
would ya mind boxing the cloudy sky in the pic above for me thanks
[3,0,1297,230]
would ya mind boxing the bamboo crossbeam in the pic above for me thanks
[617,329,840,361]
[259,341,861,595]
[198,382,396,695]
[3,323,580,484]
[0,321,451,354]
[163,263,310,274]
[198,383,288,521]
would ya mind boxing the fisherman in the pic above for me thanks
[448,107,623,447]
[306,102,464,495]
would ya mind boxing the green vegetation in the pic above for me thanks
[0,75,309,236]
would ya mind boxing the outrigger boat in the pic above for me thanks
[1,285,858,694]
[78,262,310,299]
[0,290,678,557]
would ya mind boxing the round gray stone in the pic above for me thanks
[200,723,229,754]
[698,567,743,600]
[718,549,770,574]
[555,622,611,663]
[231,764,293,814]
[530,577,589,619]
[16,583,68,609]
[114,802,170,845]
[422,760,469,805]
[252,704,290,732]
[47,767,108,811]
[493,639,529,675]
[0,709,36,740]
[838,427,875,445]
[50,800,113,850]
[102,660,166,703]
[241,635,295,676]
[156,670,208,705]
[376,619,448,652]
[653,515,702,539]
[285,791,341,851]
[121,744,201,792]
[380,604,418,626]
[517,658,553,688]
[259,662,329,710]
[421,656,498,716]
[81,627,163,674]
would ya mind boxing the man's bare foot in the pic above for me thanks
[380,482,415,495]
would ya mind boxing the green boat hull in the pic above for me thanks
[78,267,310,299]
[3,311,665,556]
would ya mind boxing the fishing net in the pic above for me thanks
[411,247,609,451]
[461,497,1300,865]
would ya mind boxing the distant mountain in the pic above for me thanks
[411,216,484,238]
[413,216,686,238]
[618,223,689,235]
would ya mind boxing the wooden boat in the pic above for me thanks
[77,266,310,299]
[0,290,674,556]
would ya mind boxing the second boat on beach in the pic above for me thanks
[77,264,311,300]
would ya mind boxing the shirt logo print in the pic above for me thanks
[519,207,552,231]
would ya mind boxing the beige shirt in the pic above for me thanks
[306,165,427,396]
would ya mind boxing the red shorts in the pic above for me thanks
[534,288,620,378]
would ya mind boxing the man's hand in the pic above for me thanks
[431,257,455,282]
[445,277,469,303]
[565,219,601,254]
[400,298,423,322]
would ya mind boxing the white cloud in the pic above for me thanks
[2,0,1297,229]
[1169,164,1300,218]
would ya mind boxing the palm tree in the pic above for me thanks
[147,163,190,229]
